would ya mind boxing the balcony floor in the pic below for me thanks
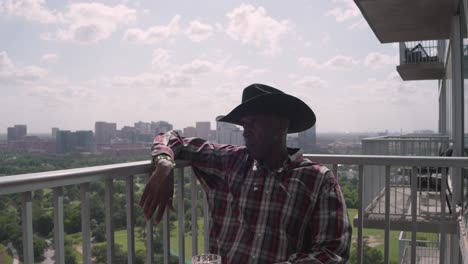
[357,186,457,233]
[402,246,439,264]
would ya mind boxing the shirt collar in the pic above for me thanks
[252,147,304,173]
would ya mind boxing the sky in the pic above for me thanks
[0,0,439,133]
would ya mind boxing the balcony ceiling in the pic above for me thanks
[355,0,455,43]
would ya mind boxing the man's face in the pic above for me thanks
[241,114,283,160]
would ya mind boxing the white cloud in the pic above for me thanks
[26,84,96,107]
[326,0,360,22]
[246,68,268,78]
[123,15,180,44]
[181,59,222,74]
[298,55,359,70]
[320,32,330,46]
[151,48,172,68]
[111,71,192,89]
[364,52,398,69]
[159,72,192,88]
[0,51,47,84]
[0,51,14,69]
[326,7,359,22]
[4,0,63,23]
[225,4,292,56]
[224,65,249,75]
[294,76,327,89]
[298,57,319,68]
[43,3,136,43]
[186,20,214,42]
[347,18,367,30]
[41,53,59,62]
[348,72,429,104]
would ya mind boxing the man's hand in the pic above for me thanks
[139,158,175,224]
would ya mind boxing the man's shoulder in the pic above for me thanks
[294,158,331,174]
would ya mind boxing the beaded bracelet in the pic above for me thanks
[155,154,176,167]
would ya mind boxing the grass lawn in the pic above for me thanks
[113,228,146,253]
[348,208,400,264]
[170,219,206,263]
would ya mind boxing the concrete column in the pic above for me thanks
[450,14,464,264]
[439,80,447,134]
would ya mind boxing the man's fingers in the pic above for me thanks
[154,203,166,225]
[139,170,158,207]
[144,192,161,220]
[140,161,174,223]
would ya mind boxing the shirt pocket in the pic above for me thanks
[265,178,313,244]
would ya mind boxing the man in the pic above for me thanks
[140,83,352,263]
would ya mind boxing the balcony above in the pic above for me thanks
[354,0,454,43]
[396,41,445,81]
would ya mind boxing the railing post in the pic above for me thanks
[357,165,364,264]
[53,187,65,264]
[400,42,406,64]
[203,193,210,253]
[126,176,135,264]
[22,191,34,264]
[191,171,199,256]
[411,167,418,264]
[105,179,115,263]
[384,166,390,264]
[80,183,91,264]
[177,168,186,264]
[146,215,154,264]
[440,168,447,264]
[162,209,170,264]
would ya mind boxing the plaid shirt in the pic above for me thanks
[152,131,352,264]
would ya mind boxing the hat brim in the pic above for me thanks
[217,93,316,133]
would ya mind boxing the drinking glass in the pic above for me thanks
[191,254,221,264]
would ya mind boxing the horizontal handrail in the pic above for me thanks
[1,155,467,195]
[304,154,468,167]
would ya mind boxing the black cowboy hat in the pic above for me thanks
[217,83,316,133]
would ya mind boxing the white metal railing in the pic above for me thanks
[399,232,440,264]
[399,41,445,64]
[0,161,209,264]
[361,135,454,224]
[1,155,468,264]
[362,135,451,156]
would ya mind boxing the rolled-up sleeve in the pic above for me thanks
[151,130,243,189]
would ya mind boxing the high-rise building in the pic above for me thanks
[216,118,243,145]
[118,126,137,143]
[231,129,244,146]
[7,124,27,141]
[298,125,316,152]
[196,121,211,139]
[183,126,197,137]
[134,121,151,134]
[7,127,15,141]
[56,130,77,154]
[151,121,173,135]
[75,131,94,150]
[51,128,59,139]
[95,122,117,146]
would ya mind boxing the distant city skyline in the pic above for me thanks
[0,1,446,133]
[1,120,436,135]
